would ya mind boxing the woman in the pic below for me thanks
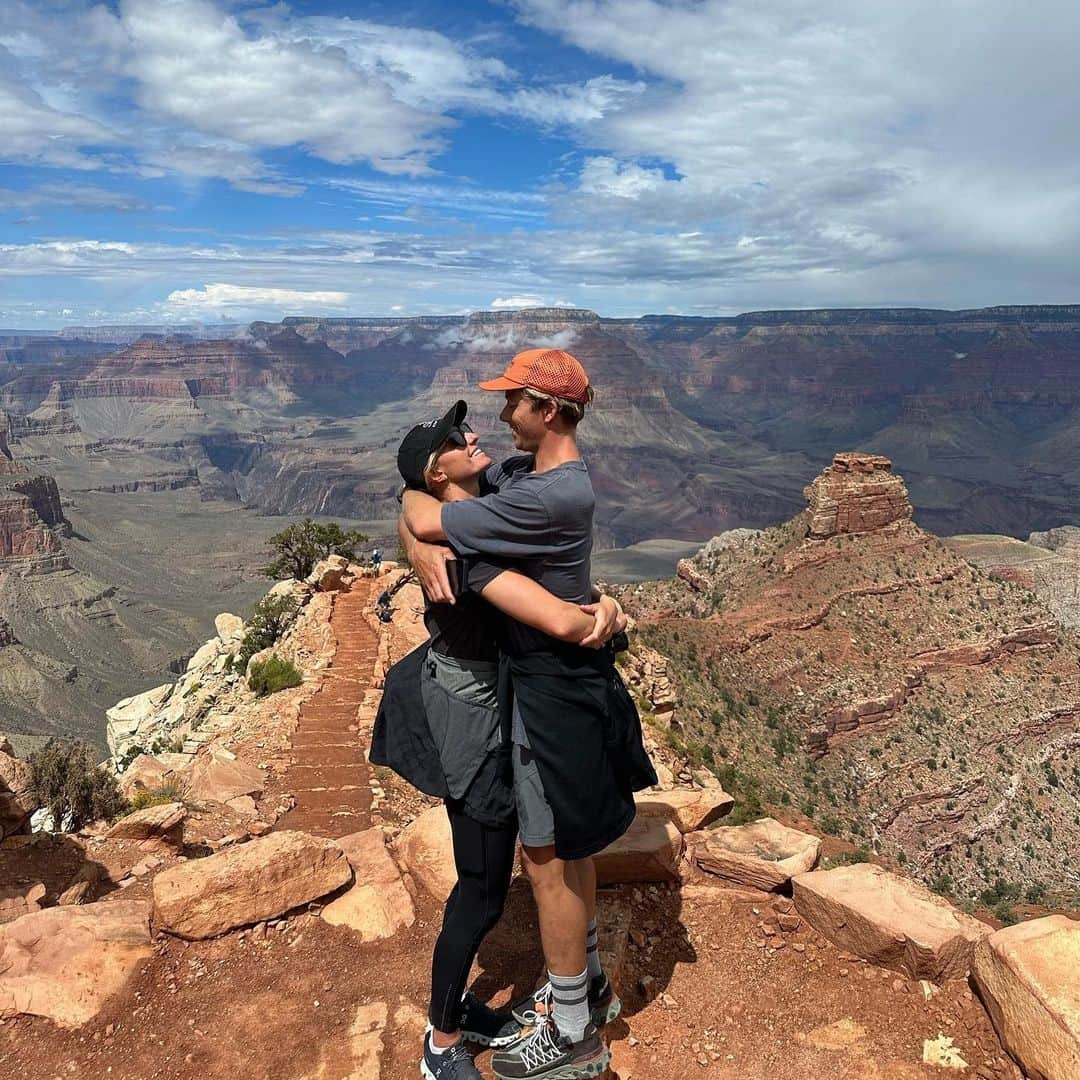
[371,400,624,1080]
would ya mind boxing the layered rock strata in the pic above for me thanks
[804,453,912,539]
[0,470,70,574]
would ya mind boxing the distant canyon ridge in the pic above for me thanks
[0,304,1076,747]
[1,304,1077,544]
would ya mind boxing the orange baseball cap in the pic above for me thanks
[478,348,591,404]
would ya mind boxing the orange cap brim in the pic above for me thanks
[477,375,526,391]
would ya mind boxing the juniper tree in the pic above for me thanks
[263,518,368,581]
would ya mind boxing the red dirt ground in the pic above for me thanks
[0,870,1021,1080]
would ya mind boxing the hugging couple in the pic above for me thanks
[372,347,656,1080]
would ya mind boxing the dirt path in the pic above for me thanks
[274,582,378,839]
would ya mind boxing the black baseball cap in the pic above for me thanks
[396,399,469,492]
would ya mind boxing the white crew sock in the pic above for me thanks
[549,967,589,1043]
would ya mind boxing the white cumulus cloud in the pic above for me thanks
[0,60,118,169]
[116,0,445,175]
[515,0,1080,282]
[490,295,547,310]
[163,283,350,315]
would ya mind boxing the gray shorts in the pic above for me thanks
[512,743,556,848]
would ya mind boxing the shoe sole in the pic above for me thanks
[591,993,621,1026]
[462,1027,522,1048]
[491,1046,612,1080]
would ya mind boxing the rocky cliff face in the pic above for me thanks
[0,468,70,573]
[624,453,1080,902]
[0,553,1071,1080]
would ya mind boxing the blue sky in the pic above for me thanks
[2,0,1079,328]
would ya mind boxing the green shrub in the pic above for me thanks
[236,594,299,672]
[993,900,1019,926]
[263,518,368,581]
[248,654,304,697]
[29,740,127,831]
[117,744,145,772]
[127,776,185,812]
[821,846,871,869]
[129,790,174,812]
[979,878,1021,907]
[1025,881,1048,905]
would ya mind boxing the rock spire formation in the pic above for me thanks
[804,452,913,539]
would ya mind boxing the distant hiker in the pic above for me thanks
[402,352,656,1079]
[371,547,382,570]
[372,399,626,1080]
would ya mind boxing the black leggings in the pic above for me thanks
[429,802,518,1033]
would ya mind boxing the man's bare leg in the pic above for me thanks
[521,843,588,975]
[567,855,597,924]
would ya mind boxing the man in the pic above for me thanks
[401,348,655,1080]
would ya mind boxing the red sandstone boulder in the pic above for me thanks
[0,740,34,839]
[307,554,353,592]
[106,801,185,842]
[635,787,734,833]
[185,746,264,804]
[394,805,455,901]
[688,818,820,891]
[792,863,989,981]
[595,816,683,884]
[152,830,350,939]
[972,915,1080,1080]
[321,828,416,942]
[0,882,45,925]
[0,900,151,1026]
[117,753,174,799]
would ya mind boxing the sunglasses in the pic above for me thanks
[443,422,473,449]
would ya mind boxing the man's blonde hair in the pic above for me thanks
[522,384,595,424]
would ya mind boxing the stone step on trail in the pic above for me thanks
[286,745,369,767]
[275,583,379,839]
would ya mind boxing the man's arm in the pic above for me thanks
[401,490,447,543]
[398,513,456,604]
[479,571,600,644]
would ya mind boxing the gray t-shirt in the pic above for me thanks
[441,454,595,745]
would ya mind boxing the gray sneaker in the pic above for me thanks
[459,991,521,1047]
[421,1030,484,1080]
[511,975,621,1029]
[490,1018,610,1079]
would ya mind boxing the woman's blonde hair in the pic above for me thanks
[421,447,444,491]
